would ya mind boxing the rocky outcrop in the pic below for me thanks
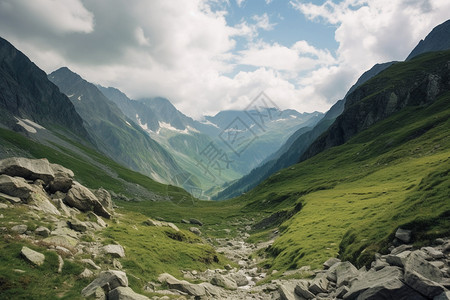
[64,181,111,218]
[0,157,54,184]
[47,163,74,193]
[81,270,128,297]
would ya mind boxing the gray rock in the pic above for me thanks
[395,228,412,243]
[323,257,341,269]
[64,181,111,218]
[108,286,150,300]
[189,218,203,226]
[57,255,64,273]
[35,226,51,237]
[43,235,78,248]
[403,251,445,298]
[309,276,329,294]
[21,246,45,266]
[29,190,61,215]
[81,258,101,270]
[79,268,94,278]
[422,247,445,259]
[189,227,201,236]
[279,281,302,300]
[143,218,179,231]
[294,280,314,299]
[0,175,34,201]
[386,250,411,267]
[11,224,28,234]
[390,244,413,255]
[94,188,114,211]
[199,282,221,297]
[230,272,249,287]
[0,202,8,209]
[210,274,237,290]
[332,261,359,287]
[344,266,424,300]
[443,243,450,253]
[47,163,74,193]
[334,285,350,298]
[81,270,128,297]
[67,219,88,232]
[103,244,125,258]
[0,192,21,204]
[158,273,206,296]
[430,261,445,269]
[181,219,189,224]
[0,157,54,184]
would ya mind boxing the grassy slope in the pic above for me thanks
[237,89,450,272]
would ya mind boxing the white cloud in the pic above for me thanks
[0,0,449,120]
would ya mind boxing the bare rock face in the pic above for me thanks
[0,157,54,184]
[64,182,111,218]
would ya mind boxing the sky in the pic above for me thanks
[0,0,449,119]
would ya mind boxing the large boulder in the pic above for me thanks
[93,188,114,211]
[64,182,111,218]
[294,280,315,299]
[0,157,54,184]
[328,261,359,286]
[28,188,61,215]
[103,244,125,258]
[108,287,150,300]
[158,273,206,296]
[21,246,45,266]
[81,270,128,297]
[0,175,34,201]
[47,163,74,193]
[344,266,425,300]
[404,251,445,298]
[210,274,238,290]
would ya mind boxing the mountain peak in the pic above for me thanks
[406,19,450,60]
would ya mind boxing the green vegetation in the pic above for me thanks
[237,87,450,272]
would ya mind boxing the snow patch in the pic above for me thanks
[200,119,219,128]
[67,94,74,98]
[15,117,45,133]
[125,120,132,127]
[77,95,82,101]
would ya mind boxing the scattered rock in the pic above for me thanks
[0,202,8,209]
[230,272,249,287]
[35,226,51,237]
[189,227,201,236]
[404,251,445,298]
[181,219,189,224]
[0,157,54,184]
[79,268,94,278]
[308,276,329,294]
[11,224,28,234]
[345,266,421,300]
[189,218,203,226]
[81,258,101,270]
[210,274,237,290]
[386,250,411,267]
[81,270,128,297]
[323,257,341,269]
[103,244,125,258]
[67,219,88,232]
[64,181,111,218]
[57,255,64,273]
[422,246,445,259]
[21,246,45,266]
[332,261,359,287]
[395,228,412,243]
[108,286,150,300]
[294,281,314,299]
[158,273,206,296]
[43,235,78,249]
[143,218,179,231]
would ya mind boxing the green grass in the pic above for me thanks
[236,88,450,272]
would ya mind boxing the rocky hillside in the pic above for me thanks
[406,19,450,60]
[0,37,89,140]
[48,67,187,185]
[301,50,450,162]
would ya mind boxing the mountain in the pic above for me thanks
[0,37,89,140]
[406,19,450,60]
[98,85,322,196]
[48,67,186,184]
[233,49,450,272]
[301,50,450,162]
[215,62,394,199]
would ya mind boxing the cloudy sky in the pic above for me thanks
[0,0,449,118]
